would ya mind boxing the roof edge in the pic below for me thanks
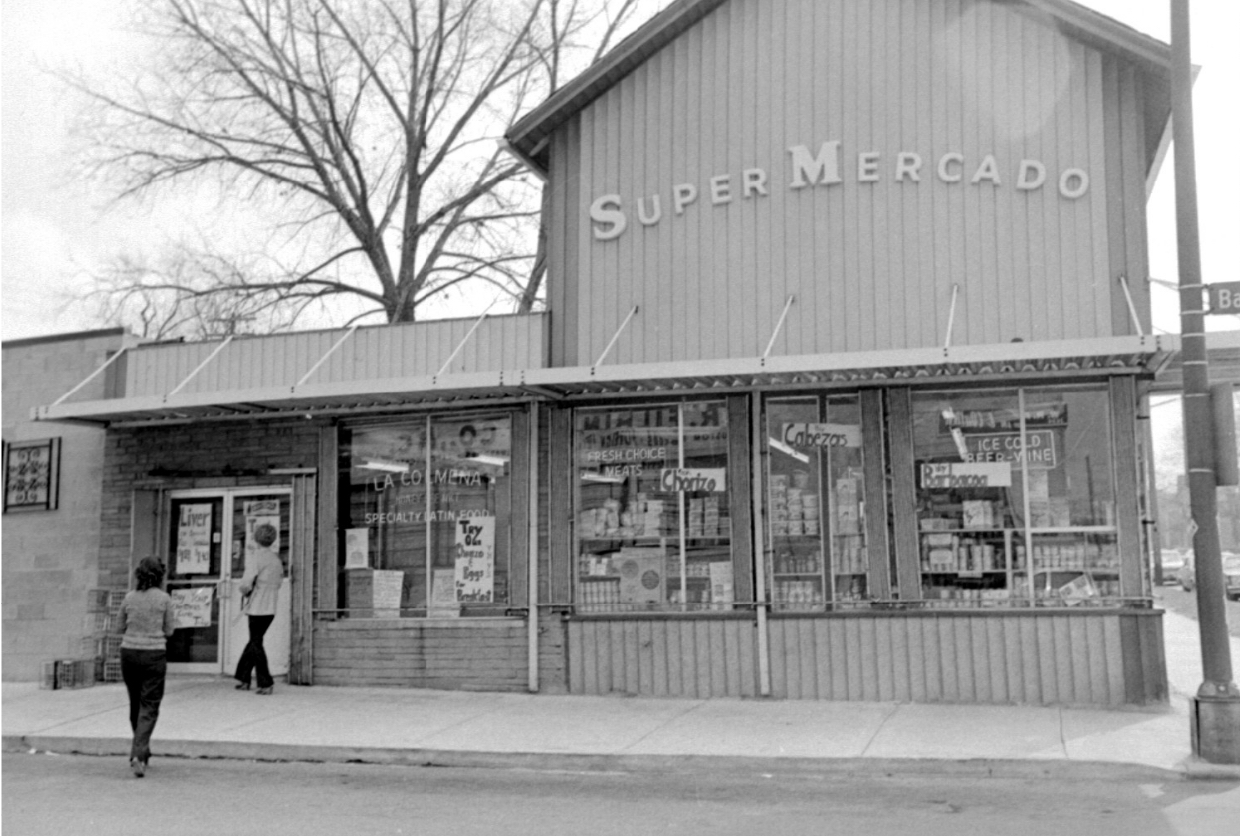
[505,0,1172,175]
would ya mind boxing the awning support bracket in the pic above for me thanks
[763,295,797,359]
[437,301,497,378]
[943,284,961,349]
[296,324,359,389]
[166,337,233,400]
[51,346,130,407]
[595,305,639,367]
[1119,275,1146,336]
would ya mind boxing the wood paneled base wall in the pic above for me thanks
[567,610,1167,707]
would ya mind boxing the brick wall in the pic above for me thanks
[98,421,324,588]
[2,330,127,681]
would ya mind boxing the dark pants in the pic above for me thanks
[234,614,275,688]
[120,648,166,764]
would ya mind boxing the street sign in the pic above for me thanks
[1206,282,1240,314]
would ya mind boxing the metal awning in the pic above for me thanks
[33,335,1173,428]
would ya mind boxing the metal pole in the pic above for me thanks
[528,403,540,692]
[1171,0,1239,762]
[943,284,960,349]
[751,393,771,696]
[763,295,796,359]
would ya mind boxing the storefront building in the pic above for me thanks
[38,0,1179,705]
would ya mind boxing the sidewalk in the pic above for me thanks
[5,608,1239,781]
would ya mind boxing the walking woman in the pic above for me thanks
[233,522,284,695]
[117,557,177,778]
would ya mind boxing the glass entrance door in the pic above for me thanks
[166,496,225,673]
[165,489,292,676]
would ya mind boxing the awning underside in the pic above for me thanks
[34,336,1172,428]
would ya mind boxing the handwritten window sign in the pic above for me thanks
[963,431,1057,469]
[3,438,61,513]
[176,503,213,575]
[659,468,727,493]
[454,516,495,603]
[171,586,214,629]
[920,462,1013,489]
[781,423,862,449]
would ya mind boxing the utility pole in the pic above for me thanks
[1170,0,1240,764]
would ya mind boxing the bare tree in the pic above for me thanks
[70,0,645,334]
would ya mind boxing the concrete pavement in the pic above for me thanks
[5,608,1240,782]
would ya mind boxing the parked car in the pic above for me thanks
[1177,553,1240,600]
[1159,549,1186,583]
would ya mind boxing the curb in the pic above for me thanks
[3,734,1188,783]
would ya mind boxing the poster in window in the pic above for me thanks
[430,567,459,617]
[176,503,213,575]
[171,586,214,628]
[454,516,494,603]
[243,499,281,570]
[3,438,61,512]
[345,528,370,569]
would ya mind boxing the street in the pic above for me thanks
[1154,586,1240,638]
[3,752,1236,836]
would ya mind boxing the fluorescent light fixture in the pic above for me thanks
[768,437,810,464]
[950,428,970,461]
[470,454,509,467]
[581,472,625,484]
[361,459,410,474]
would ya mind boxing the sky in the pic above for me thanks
[1,0,1238,345]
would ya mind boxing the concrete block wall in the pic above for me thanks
[2,329,129,681]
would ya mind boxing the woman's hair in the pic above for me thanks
[134,557,166,591]
[252,522,278,549]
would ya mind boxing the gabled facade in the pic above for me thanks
[32,0,1181,706]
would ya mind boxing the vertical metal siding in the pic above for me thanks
[567,618,760,697]
[122,315,547,395]
[756,612,1163,706]
[555,0,1144,364]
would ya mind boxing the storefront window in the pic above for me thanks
[340,414,513,617]
[912,387,1118,606]
[764,395,867,610]
[574,401,733,612]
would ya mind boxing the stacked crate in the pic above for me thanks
[86,589,127,682]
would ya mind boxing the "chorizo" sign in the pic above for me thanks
[659,468,727,493]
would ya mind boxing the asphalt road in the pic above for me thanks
[1153,585,1240,637]
[3,752,1237,836]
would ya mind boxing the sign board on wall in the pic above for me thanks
[3,438,60,512]
[1207,283,1240,315]
[176,503,213,575]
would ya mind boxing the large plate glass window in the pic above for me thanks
[341,413,513,617]
[764,395,866,611]
[574,401,732,612]
[911,387,1118,607]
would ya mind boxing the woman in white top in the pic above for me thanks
[117,556,177,777]
[233,522,284,695]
